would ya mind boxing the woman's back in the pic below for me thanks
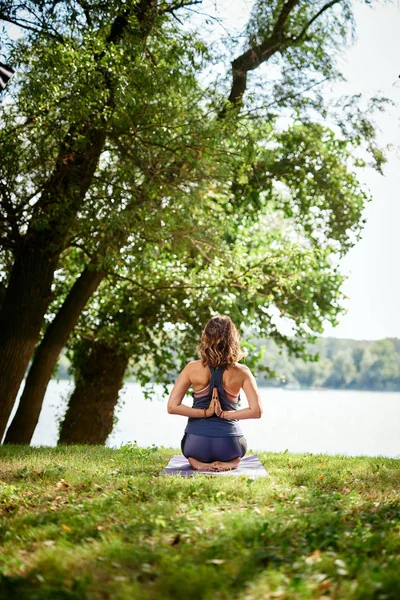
[186,360,246,399]
[184,364,244,438]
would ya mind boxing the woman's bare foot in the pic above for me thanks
[210,457,241,472]
[188,457,215,471]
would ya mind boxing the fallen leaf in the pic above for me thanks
[305,549,322,564]
[55,479,70,489]
[334,559,346,568]
[313,573,328,583]
[43,540,56,547]
[61,524,72,533]
[318,475,325,480]
[206,559,225,565]
[96,525,104,531]
[170,534,181,546]
[320,581,333,591]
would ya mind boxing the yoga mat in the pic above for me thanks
[160,454,268,477]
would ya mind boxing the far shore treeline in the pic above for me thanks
[255,336,400,391]
[54,336,400,392]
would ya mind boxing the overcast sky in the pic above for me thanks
[319,2,400,340]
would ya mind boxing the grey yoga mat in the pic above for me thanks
[160,454,268,477]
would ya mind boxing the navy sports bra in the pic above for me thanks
[184,366,243,437]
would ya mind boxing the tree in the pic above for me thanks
[0,0,238,438]
[0,0,162,437]
[3,265,105,444]
[54,220,335,443]
[0,0,387,442]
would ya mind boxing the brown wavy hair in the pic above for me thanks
[198,315,247,368]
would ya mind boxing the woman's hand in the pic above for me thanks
[205,387,221,417]
[212,387,223,418]
[205,396,216,417]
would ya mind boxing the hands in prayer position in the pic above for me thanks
[204,387,224,418]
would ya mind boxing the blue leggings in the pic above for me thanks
[181,433,247,463]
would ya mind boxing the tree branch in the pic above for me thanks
[161,0,203,15]
[0,10,64,41]
[239,76,329,118]
[74,0,93,28]
[273,0,301,35]
[294,0,342,42]
[222,0,343,114]
[0,12,52,39]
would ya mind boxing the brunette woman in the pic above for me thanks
[167,315,263,472]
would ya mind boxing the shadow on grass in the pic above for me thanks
[2,489,399,600]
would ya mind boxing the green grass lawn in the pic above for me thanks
[0,444,399,600]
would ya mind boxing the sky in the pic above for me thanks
[319,2,400,340]
[2,1,399,341]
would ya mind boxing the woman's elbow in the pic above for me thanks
[167,403,175,414]
[255,406,263,419]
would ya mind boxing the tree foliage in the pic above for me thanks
[0,0,391,442]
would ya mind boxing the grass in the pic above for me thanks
[0,444,399,600]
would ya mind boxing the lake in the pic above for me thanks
[5,381,400,458]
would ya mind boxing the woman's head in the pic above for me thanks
[198,315,246,368]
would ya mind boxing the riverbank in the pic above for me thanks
[1,445,399,599]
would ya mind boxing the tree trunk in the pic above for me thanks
[0,0,159,441]
[3,267,106,445]
[57,341,129,445]
[0,127,107,442]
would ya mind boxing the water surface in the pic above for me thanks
[8,381,398,458]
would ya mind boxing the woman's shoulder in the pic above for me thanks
[227,362,253,382]
[184,359,207,373]
[229,362,251,373]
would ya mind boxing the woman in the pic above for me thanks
[167,315,263,472]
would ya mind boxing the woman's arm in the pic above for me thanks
[220,366,263,421]
[167,365,215,418]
